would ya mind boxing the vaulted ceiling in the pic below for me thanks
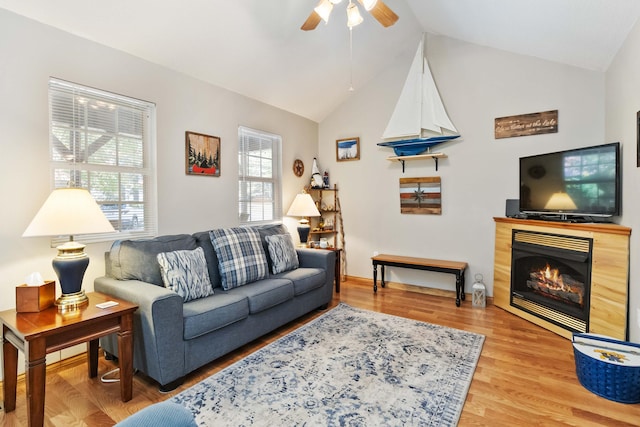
[1,0,639,122]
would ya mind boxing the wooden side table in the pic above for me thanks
[1,292,138,427]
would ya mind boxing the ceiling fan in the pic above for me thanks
[301,0,399,31]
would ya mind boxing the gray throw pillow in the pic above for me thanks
[209,227,269,290]
[157,247,214,302]
[108,234,198,286]
[266,234,299,274]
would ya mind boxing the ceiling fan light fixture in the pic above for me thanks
[362,0,378,11]
[314,0,334,23]
[329,0,343,4]
[347,2,364,28]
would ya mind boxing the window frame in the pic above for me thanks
[48,78,157,245]
[238,126,283,224]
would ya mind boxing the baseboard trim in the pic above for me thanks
[344,275,494,304]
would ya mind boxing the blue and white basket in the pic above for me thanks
[572,333,640,404]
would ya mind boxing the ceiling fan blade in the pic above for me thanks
[360,0,399,27]
[301,10,322,31]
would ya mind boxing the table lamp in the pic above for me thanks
[23,188,115,311]
[286,193,320,246]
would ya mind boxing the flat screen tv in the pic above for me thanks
[519,142,621,219]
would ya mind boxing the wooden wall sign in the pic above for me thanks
[399,177,441,215]
[495,110,558,139]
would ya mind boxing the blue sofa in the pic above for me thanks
[95,224,335,391]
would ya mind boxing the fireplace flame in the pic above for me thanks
[543,264,564,290]
[527,263,584,307]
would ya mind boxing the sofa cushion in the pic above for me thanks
[210,227,268,290]
[266,233,299,274]
[157,247,214,302]
[192,231,222,289]
[109,234,198,286]
[273,267,326,296]
[182,292,249,340]
[231,278,294,314]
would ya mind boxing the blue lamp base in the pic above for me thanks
[297,222,311,246]
[52,241,90,311]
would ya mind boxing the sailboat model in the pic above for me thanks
[378,38,460,156]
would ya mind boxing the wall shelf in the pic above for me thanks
[305,185,340,249]
[387,152,447,172]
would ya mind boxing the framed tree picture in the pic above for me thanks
[336,137,360,162]
[186,131,220,176]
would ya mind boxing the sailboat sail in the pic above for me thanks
[379,38,459,156]
[382,42,423,139]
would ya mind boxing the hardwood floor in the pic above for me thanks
[2,278,639,426]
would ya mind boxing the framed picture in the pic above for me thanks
[186,131,220,176]
[637,111,640,167]
[336,137,360,162]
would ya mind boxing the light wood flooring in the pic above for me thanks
[2,277,640,426]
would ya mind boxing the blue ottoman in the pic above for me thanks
[115,401,197,427]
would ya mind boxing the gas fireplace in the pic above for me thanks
[494,218,630,340]
[510,230,592,333]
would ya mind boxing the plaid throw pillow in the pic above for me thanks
[157,247,214,302]
[209,227,269,290]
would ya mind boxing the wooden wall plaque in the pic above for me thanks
[495,110,558,139]
[399,177,441,215]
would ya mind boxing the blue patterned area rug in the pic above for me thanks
[171,303,485,426]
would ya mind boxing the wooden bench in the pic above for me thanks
[371,254,468,306]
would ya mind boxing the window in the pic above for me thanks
[238,126,282,224]
[563,151,617,212]
[49,78,157,243]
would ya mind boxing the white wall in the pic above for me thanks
[320,35,607,300]
[2,6,637,375]
[605,17,640,342]
[0,9,317,376]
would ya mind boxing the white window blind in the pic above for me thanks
[49,78,157,244]
[238,126,282,224]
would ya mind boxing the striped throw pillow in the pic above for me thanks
[157,247,214,302]
[266,234,299,274]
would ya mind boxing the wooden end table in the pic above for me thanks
[1,292,138,427]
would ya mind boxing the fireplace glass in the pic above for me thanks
[510,231,592,333]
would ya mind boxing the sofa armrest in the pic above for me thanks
[94,276,185,387]
[297,249,335,303]
[297,249,335,282]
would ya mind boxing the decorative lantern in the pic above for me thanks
[472,273,486,308]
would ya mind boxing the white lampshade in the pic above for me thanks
[23,188,115,238]
[544,192,577,210]
[314,0,334,23]
[362,0,378,11]
[286,193,321,218]
[23,187,115,311]
[347,2,364,27]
